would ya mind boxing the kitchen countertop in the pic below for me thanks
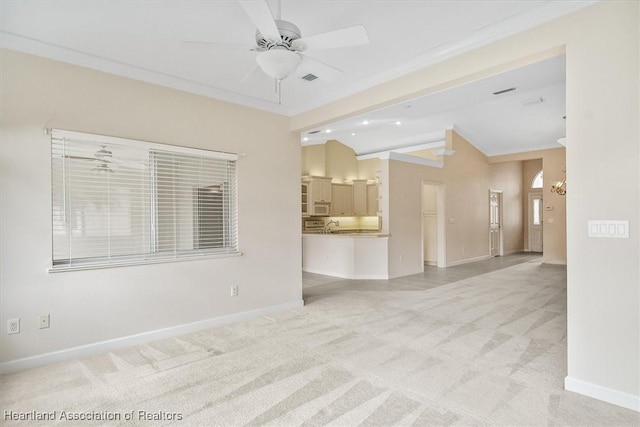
[303,230,389,237]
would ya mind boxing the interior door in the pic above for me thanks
[529,193,543,252]
[489,191,501,257]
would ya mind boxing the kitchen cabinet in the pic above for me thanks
[309,177,332,203]
[303,176,332,216]
[367,184,379,216]
[352,180,368,216]
[331,184,353,216]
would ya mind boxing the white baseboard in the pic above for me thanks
[565,376,640,412]
[352,274,390,280]
[446,254,492,267]
[0,299,304,375]
[544,260,567,265]
[303,267,388,280]
[503,249,525,256]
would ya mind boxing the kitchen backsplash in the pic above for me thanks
[307,216,381,231]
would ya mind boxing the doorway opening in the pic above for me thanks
[489,190,503,257]
[422,182,446,268]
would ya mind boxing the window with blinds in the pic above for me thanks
[51,129,239,270]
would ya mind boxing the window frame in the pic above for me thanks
[49,129,240,272]
[532,170,544,189]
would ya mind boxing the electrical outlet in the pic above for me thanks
[39,314,50,329]
[7,318,20,335]
[335,220,340,226]
[230,285,239,297]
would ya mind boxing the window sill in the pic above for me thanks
[48,251,242,273]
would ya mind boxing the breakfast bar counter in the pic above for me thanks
[302,232,389,279]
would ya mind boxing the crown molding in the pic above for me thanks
[0,32,293,116]
[356,138,445,160]
[386,152,444,168]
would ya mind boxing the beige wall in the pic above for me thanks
[489,161,524,254]
[301,144,325,176]
[357,158,382,180]
[301,140,381,182]
[386,130,491,277]
[291,0,640,406]
[444,131,491,264]
[0,49,303,364]
[325,140,358,183]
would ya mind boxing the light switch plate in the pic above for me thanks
[588,220,629,238]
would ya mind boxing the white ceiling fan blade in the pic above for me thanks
[299,54,343,82]
[241,64,263,83]
[62,155,99,161]
[237,0,281,43]
[292,25,369,52]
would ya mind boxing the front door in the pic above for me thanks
[489,191,501,257]
[529,193,543,252]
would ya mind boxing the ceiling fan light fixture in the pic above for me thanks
[93,162,113,173]
[95,146,113,161]
[256,48,301,80]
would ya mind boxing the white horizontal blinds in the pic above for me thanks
[151,150,238,256]
[51,129,238,269]
[52,135,152,266]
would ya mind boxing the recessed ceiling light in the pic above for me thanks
[395,121,402,125]
[325,129,332,134]
[351,133,356,136]
[302,137,309,142]
[362,120,370,125]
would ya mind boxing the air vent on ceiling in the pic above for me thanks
[301,73,319,82]
[308,130,322,135]
[492,87,517,95]
[521,97,544,106]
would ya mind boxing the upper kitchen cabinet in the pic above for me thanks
[352,180,368,216]
[308,176,332,203]
[331,184,353,216]
[303,176,332,216]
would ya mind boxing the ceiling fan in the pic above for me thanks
[184,0,370,103]
[62,146,144,173]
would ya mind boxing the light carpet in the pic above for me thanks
[1,256,638,426]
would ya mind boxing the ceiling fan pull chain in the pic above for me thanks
[277,79,282,105]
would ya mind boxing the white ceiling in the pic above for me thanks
[1,0,585,156]
[304,55,567,156]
